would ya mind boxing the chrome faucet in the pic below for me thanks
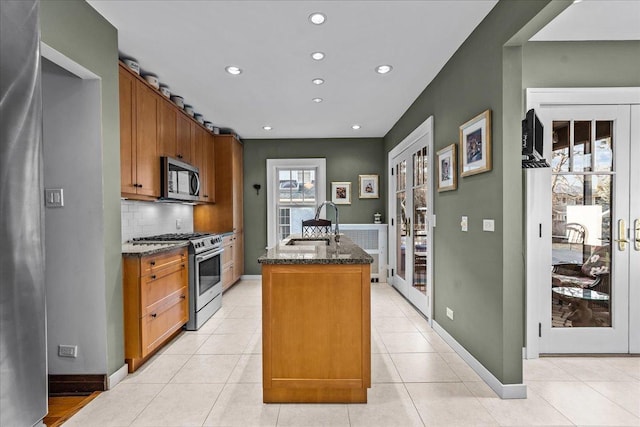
[315,201,340,243]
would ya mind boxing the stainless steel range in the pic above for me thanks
[134,232,223,330]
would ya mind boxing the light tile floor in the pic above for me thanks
[66,279,640,427]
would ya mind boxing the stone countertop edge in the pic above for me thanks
[258,234,373,265]
[122,241,189,256]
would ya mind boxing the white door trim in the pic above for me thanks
[524,87,640,358]
[388,116,434,322]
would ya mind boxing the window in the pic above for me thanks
[267,159,326,247]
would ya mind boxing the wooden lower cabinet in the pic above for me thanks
[221,233,242,291]
[123,247,188,372]
[261,263,371,403]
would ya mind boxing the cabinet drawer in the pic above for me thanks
[142,267,187,316]
[141,294,188,357]
[142,249,186,275]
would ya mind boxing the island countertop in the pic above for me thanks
[258,234,373,265]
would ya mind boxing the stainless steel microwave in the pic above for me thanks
[161,157,200,201]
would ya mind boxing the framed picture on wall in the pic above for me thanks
[358,174,379,199]
[460,109,492,177]
[331,181,351,205]
[437,144,457,192]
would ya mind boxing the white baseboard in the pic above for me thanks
[107,363,128,390]
[241,274,261,280]
[432,321,527,399]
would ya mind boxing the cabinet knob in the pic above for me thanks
[151,313,157,318]
[177,154,183,159]
[204,195,209,198]
[151,275,157,280]
[180,295,186,299]
[150,261,156,266]
[181,264,185,268]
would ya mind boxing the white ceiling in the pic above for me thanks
[87,0,639,140]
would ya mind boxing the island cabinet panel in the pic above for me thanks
[123,247,188,372]
[262,263,371,403]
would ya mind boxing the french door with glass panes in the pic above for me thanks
[536,103,639,354]
[389,126,434,318]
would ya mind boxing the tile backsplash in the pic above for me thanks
[121,200,194,242]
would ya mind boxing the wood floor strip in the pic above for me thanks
[44,391,100,427]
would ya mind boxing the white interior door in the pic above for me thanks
[388,119,434,319]
[535,103,636,353]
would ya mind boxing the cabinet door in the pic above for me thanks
[158,99,177,160]
[233,231,243,281]
[119,66,136,194]
[192,126,209,202]
[205,133,216,203]
[176,114,192,164]
[135,82,160,197]
[232,138,243,232]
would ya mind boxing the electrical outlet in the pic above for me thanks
[446,307,454,320]
[58,345,77,358]
[461,216,468,232]
[176,218,183,230]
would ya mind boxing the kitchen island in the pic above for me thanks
[258,235,373,403]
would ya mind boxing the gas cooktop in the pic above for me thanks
[133,232,223,254]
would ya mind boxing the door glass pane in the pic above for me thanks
[552,121,570,172]
[413,185,427,295]
[573,121,592,172]
[595,121,613,172]
[396,160,407,280]
[551,120,612,329]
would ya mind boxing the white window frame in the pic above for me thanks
[266,158,326,247]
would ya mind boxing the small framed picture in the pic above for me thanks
[460,109,492,177]
[437,144,457,192]
[358,174,379,199]
[331,181,351,205]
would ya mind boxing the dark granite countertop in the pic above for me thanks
[122,241,189,256]
[258,234,373,265]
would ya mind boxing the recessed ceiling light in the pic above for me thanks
[312,97,323,103]
[312,78,324,85]
[311,52,325,61]
[309,12,326,25]
[352,124,361,130]
[375,65,393,74]
[263,126,272,131]
[225,65,242,75]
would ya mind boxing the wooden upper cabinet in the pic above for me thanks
[119,66,136,194]
[135,83,160,197]
[119,63,159,198]
[176,114,192,164]
[158,99,177,160]
[205,133,216,203]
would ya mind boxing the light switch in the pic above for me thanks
[483,219,495,232]
[461,216,468,232]
[45,188,64,208]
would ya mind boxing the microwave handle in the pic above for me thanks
[192,172,201,196]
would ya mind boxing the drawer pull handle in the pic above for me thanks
[180,295,186,299]
[151,313,157,318]
[151,275,157,280]
[150,261,156,266]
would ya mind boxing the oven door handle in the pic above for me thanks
[195,248,224,262]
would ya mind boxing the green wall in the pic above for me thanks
[523,41,640,87]
[40,0,123,376]
[243,138,385,275]
[383,1,552,384]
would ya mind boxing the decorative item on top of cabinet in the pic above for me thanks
[119,63,160,199]
[194,135,243,286]
[122,247,188,372]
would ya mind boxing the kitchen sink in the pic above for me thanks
[286,238,330,246]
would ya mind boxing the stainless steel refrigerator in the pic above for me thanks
[0,0,48,425]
